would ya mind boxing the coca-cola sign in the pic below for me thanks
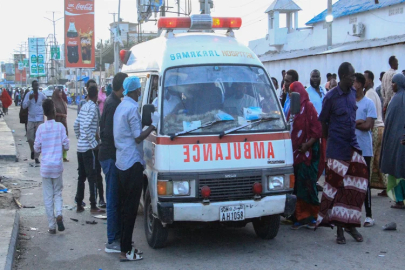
[65,0,95,68]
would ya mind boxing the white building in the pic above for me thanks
[249,0,405,87]
[109,21,158,45]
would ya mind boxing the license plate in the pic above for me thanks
[219,205,245,222]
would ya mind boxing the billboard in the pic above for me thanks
[64,0,95,68]
[28,38,46,78]
[15,68,27,82]
[4,63,15,76]
[13,54,26,67]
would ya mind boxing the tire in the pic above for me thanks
[252,214,280,240]
[144,187,169,248]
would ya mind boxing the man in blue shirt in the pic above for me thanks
[317,62,369,245]
[306,69,327,115]
[113,76,159,261]
[283,69,299,117]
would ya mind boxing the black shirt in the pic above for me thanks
[98,92,121,162]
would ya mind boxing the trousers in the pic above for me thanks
[42,176,63,230]
[75,150,98,207]
[118,162,143,253]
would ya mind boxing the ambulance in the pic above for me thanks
[120,15,298,248]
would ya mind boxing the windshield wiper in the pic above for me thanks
[219,115,280,139]
[170,119,233,140]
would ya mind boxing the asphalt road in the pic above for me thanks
[2,105,405,270]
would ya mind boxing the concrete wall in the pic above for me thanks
[250,3,405,56]
[262,43,405,88]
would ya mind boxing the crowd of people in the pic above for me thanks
[278,56,405,245]
[26,74,157,261]
[14,54,405,262]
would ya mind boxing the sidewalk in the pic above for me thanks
[0,210,20,270]
[0,118,17,161]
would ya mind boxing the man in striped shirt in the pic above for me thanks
[34,99,69,234]
[73,85,105,214]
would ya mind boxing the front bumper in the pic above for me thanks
[157,194,296,223]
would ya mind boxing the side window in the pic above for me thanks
[138,76,148,112]
[148,75,159,106]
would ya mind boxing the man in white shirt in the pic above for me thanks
[113,76,159,261]
[23,80,47,165]
[364,70,387,197]
[224,84,258,116]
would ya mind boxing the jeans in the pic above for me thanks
[93,149,105,202]
[75,150,98,207]
[118,162,144,253]
[42,176,63,230]
[100,159,121,244]
[364,156,372,218]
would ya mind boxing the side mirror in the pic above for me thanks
[290,92,301,115]
[142,104,155,127]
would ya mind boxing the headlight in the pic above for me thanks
[268,176,284,190]
[173,181,190,196]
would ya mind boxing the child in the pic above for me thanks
[34,99,69,234]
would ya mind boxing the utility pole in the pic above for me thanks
[114,0,122,74]
[205,0,210,15]
[177,0,180,16]
[45,12,63,83]
[327,0,333,49]
[100,39,103,85]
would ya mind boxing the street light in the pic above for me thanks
[325,14,334,23]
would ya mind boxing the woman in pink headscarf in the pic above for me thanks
[98,86,107,115]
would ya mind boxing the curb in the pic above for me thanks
[0,119,17,161]
[5,211,20,270]
[67,105,77,110]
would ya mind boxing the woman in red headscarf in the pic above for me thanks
[287,82,323,230]
[0,89,12,115]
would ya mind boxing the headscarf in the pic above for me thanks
[0,89,12,109]
[98,86,107,115]
[287,82,322,166]
[106,84,112,96]
[123,76,141,96]
[52,89,68,125]
[380,73,405,178]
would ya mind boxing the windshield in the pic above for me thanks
[161,65,285,135]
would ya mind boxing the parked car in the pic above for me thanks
[42,85,68,98]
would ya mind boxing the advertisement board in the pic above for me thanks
[28,38,46,78]
[64,0,95,68]
[4,63,15,75]
[15,68,27,82]
[13,54,26,67]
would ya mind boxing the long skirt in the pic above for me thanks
[370,126,387,189]
[316,150,368,228]
[387,175,405,203]
[294,141,320,223]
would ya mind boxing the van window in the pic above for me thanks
[138,76,148,112]
[148,75,159,107]
[161,65,285,135]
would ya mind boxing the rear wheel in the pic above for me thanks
[144,187,168,248]
[252,215,280,239]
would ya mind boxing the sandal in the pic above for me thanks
[48,229,56,235]
[134,248,143,255]
[344,228,363,242]
[291,222,306,230]
[391,203,405,209]
[120,247,143,262]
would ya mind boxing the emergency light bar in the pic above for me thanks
[158,15,242,30]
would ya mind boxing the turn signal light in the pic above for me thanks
[289,175,295,189]
[253,182,263,195]
[201,186,211,198]
[119,50,132,65]
[157,181,167,195]
[212,17,242,29]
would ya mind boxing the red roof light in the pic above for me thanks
[158,17,191,29]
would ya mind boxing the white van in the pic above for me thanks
[120,15,297,248]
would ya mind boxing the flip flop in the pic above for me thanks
[344,228,363,242]
[134,248,143,255]
[390,204,405,209]
[120,247,143,262]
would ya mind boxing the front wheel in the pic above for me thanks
[252,214,280,239]
[144,187,168,248]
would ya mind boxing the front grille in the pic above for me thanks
[198,175,262,202]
